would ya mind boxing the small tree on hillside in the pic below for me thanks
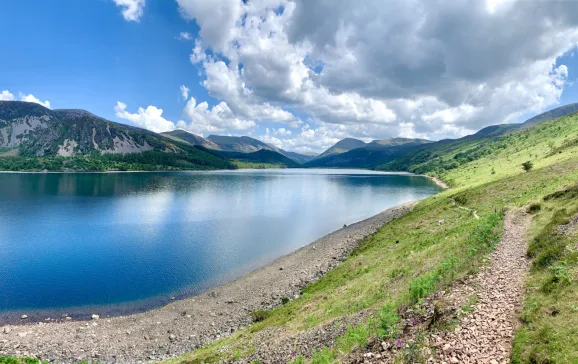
[522,161,533,172]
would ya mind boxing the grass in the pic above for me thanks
[511,185,578,364]
[168,147,578,363]
[164,110,578,363]
[6,113,578,363]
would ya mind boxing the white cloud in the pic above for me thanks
[173,0,578,152]
[113,0,145,22]
[0,90,15,101]
[177,97,256,135]
[18,93,51,108]
[176,0,243,51]
[0,90,51,108]
[114,101,175,133]
[180,85,190,100]
[179,32,193,40]
[273,128,292,137]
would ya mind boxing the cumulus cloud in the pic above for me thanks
[179,32,193,40]
[180,85,190,100]
[0,90,15,101]
[172,0,578,152]
[1,90,51,108]
[19,93,51,108]
[113,0,145,22]
[176,97,256,135]
[114,101,175,133]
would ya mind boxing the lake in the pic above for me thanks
[0,169,441,320]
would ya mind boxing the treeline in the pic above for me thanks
[0,149,235,172]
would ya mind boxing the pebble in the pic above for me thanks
[91,314,99,320]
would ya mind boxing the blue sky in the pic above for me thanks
[0,0,202,122]
[2,0,578,153]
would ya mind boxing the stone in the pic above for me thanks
[169,334,177,341]
[21,315,28,320]
[91,314,99,320]
[2,327,11,334]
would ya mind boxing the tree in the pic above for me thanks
[522,161,533,172]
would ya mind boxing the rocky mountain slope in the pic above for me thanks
[161,130,222,150]
[205,135,315,163]
[1,101,182,157]
[0,101,233,171]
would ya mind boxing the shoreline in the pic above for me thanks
[0,200,419,364]
[421,174,451,189]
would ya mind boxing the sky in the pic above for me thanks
[1,0,578,153]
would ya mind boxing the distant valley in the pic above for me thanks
[1,100,577,173]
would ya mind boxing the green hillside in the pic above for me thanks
[162,112,578,363]
[306,138,431,169]
[203,148,300,168]
[379,112,578,188]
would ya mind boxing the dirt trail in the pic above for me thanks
[360,210,531,364]
[429,210,530,363]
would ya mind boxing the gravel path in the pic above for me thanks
[359,210,531,364]
[430,210,530,364]
[0,202,417,364]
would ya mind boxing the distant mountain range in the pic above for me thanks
[1,100,577,172]
[162,130,316,164]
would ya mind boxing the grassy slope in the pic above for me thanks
[3,114,577,364]
[377,113,578,187]
[165,114,578,363]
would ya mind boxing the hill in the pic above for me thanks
[206,134,315,163]
[377,103,578,178]
[316,138,366,159]
[0,101,233,171]
[161,130,221,150]
[203,148,300,168]
[159,103,578,364]
[306,138,431,168]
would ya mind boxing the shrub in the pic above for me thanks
[522,161,534,172]
[378,303,401,338]
[527,203,542,214]
[281,297,290,305]
[250,310,271,322]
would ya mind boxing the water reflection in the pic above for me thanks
[0,170,441,315]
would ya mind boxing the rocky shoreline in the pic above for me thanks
[0,201,418,364]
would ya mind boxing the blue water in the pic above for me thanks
[0,169,440,318]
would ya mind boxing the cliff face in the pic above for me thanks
[0,101,180,157]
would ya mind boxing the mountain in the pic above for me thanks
[202,148,300,168]
[0,101,233,171]
[305,138,432,169]
[206,134,315,163]
[521,102,578,128]
[278,150,316,164]
[377,102,578,176]
[161,129,221,150]
[473,103,578,138]
[367,137,431,148]
[317,138,366,159]
[207,135,273,153]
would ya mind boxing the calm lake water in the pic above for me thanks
[0,169,441,319]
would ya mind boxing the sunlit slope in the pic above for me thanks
[379,112,578,188]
